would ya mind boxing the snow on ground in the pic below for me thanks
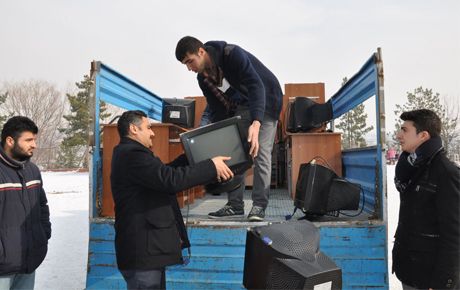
[34,168,401,289]
[35,171,89,290]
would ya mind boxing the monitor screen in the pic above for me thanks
[185,125,246,167]
[180,116,252,175]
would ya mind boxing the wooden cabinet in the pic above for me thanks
[100,123,203,217]
[286,132,342,198]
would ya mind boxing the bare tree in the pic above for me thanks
[1,80,66,168]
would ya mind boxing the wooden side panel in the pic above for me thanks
[289,133,342,198]
[101,126,119,217]
[151,124,171,163]
[185,96,207,128]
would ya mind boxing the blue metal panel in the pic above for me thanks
[330,55,377,119]
[93,62,163,120]
[87,221,388,290]
[342,147,380,215]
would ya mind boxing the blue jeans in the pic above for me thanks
[120,268,165,290]
[0,272,35,290]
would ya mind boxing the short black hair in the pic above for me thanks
[400,109,441,138]
[1,116,38,147]
[175,36,204,62]
[117,110,147,138]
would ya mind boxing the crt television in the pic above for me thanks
[243,220,342,289]
[179,116,253,176]
[162,98,195,128]
[294,161,361,217]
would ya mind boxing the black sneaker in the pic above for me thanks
[248,206,265,222]
[208,205,244,219]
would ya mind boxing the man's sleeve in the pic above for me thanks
[225,46,265,122]
[128,148,216,195]
[431,163,460,288]
[39,177,52,239]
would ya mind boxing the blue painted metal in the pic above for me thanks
[87,222,388,289]
[330,54,377,119]
[342,147,380,215]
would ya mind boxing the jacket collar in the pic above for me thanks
[120,137,148,149]
[0,145,25,169]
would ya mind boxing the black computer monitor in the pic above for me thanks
[162,98,195,128]
[294,162,361,217]
[179,116,253,176]
[243,220,342,289]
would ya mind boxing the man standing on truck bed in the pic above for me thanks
[111,110,233,289]
[0,116,51,290]
[175,36,283,221]
[392,109,460,289]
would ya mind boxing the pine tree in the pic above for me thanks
[335,77,374,149]
[336,103,374,149]
[58,75,111,168]
[393,87,459,158]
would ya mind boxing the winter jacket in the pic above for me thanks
[0,146,51,275]
[198,41,283,123]
[392,145,460,289]
[110,137,217,270]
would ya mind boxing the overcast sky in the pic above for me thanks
[1,0,459,129]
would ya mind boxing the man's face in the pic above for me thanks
[396,120,429,153]
[181,48,207,74]
[130,117,154,148]
[7,131,37,161]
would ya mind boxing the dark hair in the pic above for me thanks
[400,109,441,138]
[117,110,147,137]
[1,116,38,146]
[175,36,204,62]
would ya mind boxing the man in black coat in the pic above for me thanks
[0,116,51,289]
[110,110,233,289]
[392,109,460,289]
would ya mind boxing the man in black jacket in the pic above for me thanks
[176,36,283,221]
[111,110,233,289]
[0,116,51,289]
[392,109,460,289]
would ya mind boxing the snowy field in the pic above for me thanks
[35,166,401,290]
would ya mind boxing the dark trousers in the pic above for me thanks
[120,268,166,290]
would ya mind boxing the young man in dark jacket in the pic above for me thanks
[175,36,283,221]
[110,110,233,289]
[392,109,460,289]
[0,116,51,289]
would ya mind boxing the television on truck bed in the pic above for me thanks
[179,116,252,176]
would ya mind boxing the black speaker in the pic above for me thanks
[243,220,342,290]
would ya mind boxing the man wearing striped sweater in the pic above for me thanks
[0,116,51,290]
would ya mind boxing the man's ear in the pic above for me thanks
[129,123,138,136]
[198,47,206,56]
[5,136,15,148]
[420,131,431,141]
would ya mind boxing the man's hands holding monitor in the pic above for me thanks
[211,156,234,182]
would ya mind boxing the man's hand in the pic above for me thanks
[211,156,234,182]
[248,120,261,158]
